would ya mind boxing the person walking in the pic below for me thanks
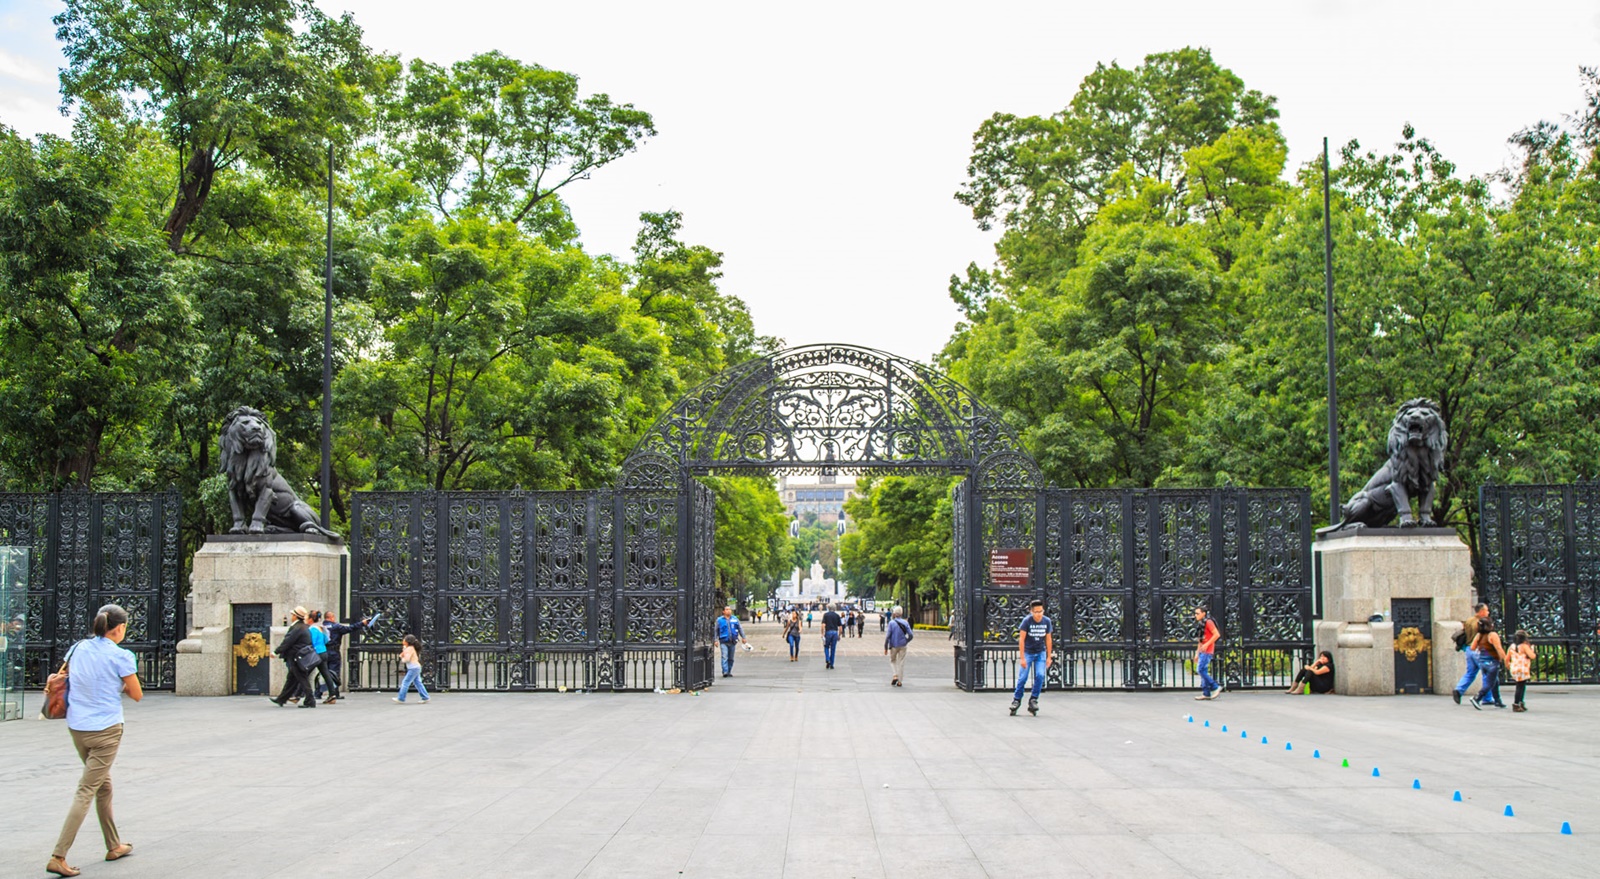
[1451,603,1492,704]
[319,611,370,701]
[1468,619,1506,710]
[1193,605,1222,700]
[394,634,430,703]
[821,605,843,669]
[1507,630,1535,712]
[883,605,913,686]
[1009,600,1053,716]
[806,611,813,630]
[856,611,866,638]
[270,606,318,708]
[306,610,338,704]
[46,604,142,878]
[782,610,801,661]
[716,606,748,677]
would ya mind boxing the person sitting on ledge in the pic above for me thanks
[1287,651,1335,694]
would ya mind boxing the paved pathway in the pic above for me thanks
[3,621,1595,877]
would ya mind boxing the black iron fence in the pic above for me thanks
[956,487,1314,692]
[1478,482,1600,684]
[0,491,184,689]
[346,487,715,692]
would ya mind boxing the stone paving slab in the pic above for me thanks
[2,621,1596,877]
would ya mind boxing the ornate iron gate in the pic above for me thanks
[347,474,714,691]
[956,487,1313,691]
[1478,482,1600,684]
[0,491,183,689]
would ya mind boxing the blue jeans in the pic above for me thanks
[720,641,737,675]
[823,631,839,665]
[397,665,429,702]
[1454,649,1484,695]
[1013,651,1046,701]
[1476,659,1502,704]
[786,633,800,658]
[1197,651,1219,696]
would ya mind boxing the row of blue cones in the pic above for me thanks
[1184,713,1574,835]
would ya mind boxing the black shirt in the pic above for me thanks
[822,610,842,633]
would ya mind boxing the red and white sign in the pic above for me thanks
[989,548,1033,587]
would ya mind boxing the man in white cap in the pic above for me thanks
[270,606,318,708]
[883,605,913,686]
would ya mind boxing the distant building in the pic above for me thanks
[777,473,857,525]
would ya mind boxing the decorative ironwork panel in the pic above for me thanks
[626,596,679,644]
[1066,493,1124,592]
[534,497,586,592]
[981,594,1032,643]
[1070,595,1124,642]
[595,492,617,689]
[1478,482,1596,683]
[535,596,589,644]
[1249,594,1308,642]
[623,494,677,593]
[949,479,970,651]
[353,495,414,593]
[447,496,503,593]
[447,595,501,645]
[0,492,181,688]
[625,344,1031,476]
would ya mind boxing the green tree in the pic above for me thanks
[702,476,789,602]
[954,46,1278,292]
[840,475,957,614]
[0,123,188,488]
[55,0,387,252]
[382,51,654,237]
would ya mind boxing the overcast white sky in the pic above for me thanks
[3,1,1599,363]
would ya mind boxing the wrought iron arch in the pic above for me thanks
[621,343,1037,477]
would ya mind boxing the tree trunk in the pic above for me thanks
[164,147,217,253]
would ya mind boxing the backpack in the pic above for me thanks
[1450,628,1469,651]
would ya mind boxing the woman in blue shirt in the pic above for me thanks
[47,603,142,877]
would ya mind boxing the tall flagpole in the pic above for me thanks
[321,143,334,530]
[1323,137,1340,524]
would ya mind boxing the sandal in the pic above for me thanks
[46,857,81,877]
[106,843,134,861]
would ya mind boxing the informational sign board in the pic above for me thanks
[989,548,1033,587]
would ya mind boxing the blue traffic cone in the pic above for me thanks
[1561,821,1572,835]
[1412,779,1421,790]
[1312,749,1320,759]
[1504,804,1515,817]
[1285,743,1292,751]
[1221,725,1227,732]
[1204,720,1210,727]
[1372,767,1380,777]
[1241,730,1248,738]
[1452,791,1463,802]
[1261,736,1268,744]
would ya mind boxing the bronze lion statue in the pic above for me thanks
[220,406,340,538]
[1332,398,1447,530]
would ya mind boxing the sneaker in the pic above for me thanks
[1009,700,1020,716]
[1452,690,1462,705]
[1469,695,1482,710]
[1208,687,1223,700]
[393,697,405,703]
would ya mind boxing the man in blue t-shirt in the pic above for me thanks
[716,606,748,677]
[1010,600,1054,716]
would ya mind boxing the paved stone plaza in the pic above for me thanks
[3,621,1595,878]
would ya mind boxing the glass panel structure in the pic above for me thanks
[0,546,30,721]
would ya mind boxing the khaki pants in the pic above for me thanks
[54,724,124,859]
[888,647,907,682]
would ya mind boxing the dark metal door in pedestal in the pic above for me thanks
[1392,598,1432,694]
[232,603,273,695]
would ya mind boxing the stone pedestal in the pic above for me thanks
[1313,528,1472,696]
[176,535,345,696]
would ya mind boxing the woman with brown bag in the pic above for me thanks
[47,603,142,877]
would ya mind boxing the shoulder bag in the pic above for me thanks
[43,641,84,720]
[293,643,323,672]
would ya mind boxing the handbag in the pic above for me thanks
[43,641,83,720]
[293,643,323,672]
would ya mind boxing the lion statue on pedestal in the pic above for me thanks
[1331,398,1448,530]
[220,406,340,539]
